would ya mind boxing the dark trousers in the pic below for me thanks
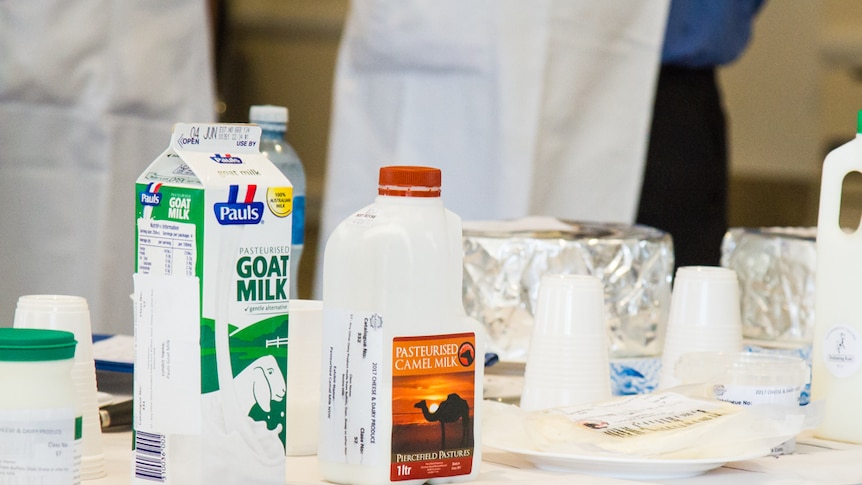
[636,65,728,269]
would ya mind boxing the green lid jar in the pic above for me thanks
[0,327,77,361]
[0,327,78,406]
[0,327,80,484]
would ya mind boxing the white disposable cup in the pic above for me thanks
[659,267,743,389]
[14,295,95,364]
[520,274,611,411]
[286,299,322,456]
[13,295,106,480]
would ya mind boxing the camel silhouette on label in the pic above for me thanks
[414,393,471,448]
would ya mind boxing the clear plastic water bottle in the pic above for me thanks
[249,105,306,298]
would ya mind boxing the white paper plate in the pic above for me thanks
[492,444,767,480]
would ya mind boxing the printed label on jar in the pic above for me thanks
[711,384,802,407]
[319,308,386,466]
[822,324,862,379]
[391,333,476,482]
[0,408,77,485]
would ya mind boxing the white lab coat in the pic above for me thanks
[0,1,215,334]
[315,0,669,298]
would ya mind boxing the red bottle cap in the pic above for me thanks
[378,166,442,197]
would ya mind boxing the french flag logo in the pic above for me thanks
[214,185,264,225]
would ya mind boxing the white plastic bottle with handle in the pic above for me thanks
[318,166,483,485]
[812,109,862,444]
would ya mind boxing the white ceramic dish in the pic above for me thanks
[490,444,767,480]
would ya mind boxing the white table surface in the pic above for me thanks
[91,366,862,484]
[90,429,862,485]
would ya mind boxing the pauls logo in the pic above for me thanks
[139,182,163,206]
[215,185,264,225]
[210,153,243,164]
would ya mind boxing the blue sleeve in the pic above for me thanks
[661,0,766,68]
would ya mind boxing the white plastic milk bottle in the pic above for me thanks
[318,166,483,484]
[812,110,862,443]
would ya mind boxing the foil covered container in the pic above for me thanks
[462,217,673,362]
[720,227,816,343]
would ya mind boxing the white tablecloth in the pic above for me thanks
[92,430,862,485]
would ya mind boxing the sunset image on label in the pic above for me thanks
[390,333,475,481]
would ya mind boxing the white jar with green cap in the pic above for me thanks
[0,327,81,485]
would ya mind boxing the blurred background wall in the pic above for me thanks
[215,0,862,299]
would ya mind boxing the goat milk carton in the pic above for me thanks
[133,123,292,484]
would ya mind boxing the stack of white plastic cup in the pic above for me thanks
[14,295,105,480]
[520,274,611,411]
[287,299,322,456]
[658,266,744,389]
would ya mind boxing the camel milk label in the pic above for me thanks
[391,333,476,481]
[319,308,476,481]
